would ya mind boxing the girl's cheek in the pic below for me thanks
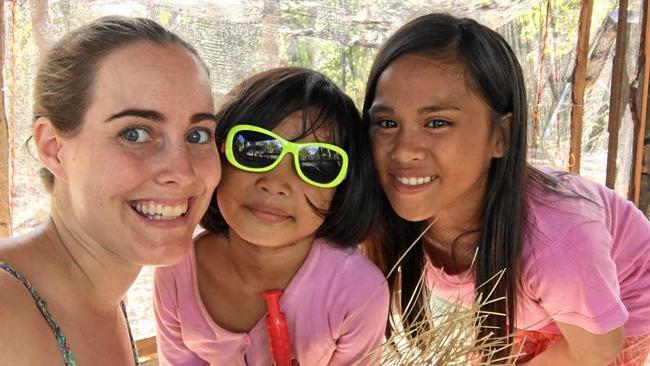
[306,188,335,212]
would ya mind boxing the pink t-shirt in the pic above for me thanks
[427,171,650,336]
[154,238,389,365]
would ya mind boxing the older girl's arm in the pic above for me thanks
[521,322,624,366]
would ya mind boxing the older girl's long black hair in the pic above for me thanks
[362,13,560,359]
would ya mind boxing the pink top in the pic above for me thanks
[427,170,650,336]
[154,238,389,365]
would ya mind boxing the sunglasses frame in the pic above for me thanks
[224,124,349,188]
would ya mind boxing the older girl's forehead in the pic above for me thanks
[373,56,483,113]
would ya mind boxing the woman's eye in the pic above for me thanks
[374,119,397,128]
[120,127,151,143]
[427,119,449,128]
[186,129,212,144]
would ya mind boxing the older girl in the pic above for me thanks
[365,13,650,365]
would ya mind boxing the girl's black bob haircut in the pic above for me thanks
[200,67,379,247]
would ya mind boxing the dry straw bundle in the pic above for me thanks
[359,221,520,366]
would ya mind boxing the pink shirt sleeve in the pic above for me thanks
[527,221,629,334]
[153,267,208,366]
[326,254,390,365]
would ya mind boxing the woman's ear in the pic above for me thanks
[33,117,67,181]
[492,113,512,158]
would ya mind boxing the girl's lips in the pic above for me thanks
[245,204,291,223]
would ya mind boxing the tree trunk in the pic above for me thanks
[569,0,594,173]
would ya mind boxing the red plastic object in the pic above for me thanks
[262,289,293,366]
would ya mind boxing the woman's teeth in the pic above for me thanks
[395,176,435,186]
[131,201,188,220]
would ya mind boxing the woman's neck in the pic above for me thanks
[41,209,141,313]
[222,230,314,290]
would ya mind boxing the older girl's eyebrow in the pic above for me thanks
[369,103,461,116]
[417,104,460,113]
[368,104,393,115]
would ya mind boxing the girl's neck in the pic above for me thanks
[40,208,141,313]
[425,208,482,274]
[428,174,487,247]
[223,229,314,290]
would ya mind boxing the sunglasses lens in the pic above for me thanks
[231,130,283,169]
[298,146,345,184]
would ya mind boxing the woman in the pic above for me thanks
[364,13,650,365]
[0,16,220,365]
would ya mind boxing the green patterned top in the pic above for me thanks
[0,260,140,365]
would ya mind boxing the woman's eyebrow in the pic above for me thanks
[191,113,218,124]
[105,109,163,123]
[104,109,218,125]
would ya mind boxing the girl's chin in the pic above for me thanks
[387,201,436,222]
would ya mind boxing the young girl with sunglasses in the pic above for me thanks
[154,67,389,365]
[364,13,650,365]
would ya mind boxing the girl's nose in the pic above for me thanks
[254,155,294,196]
[389,128,426,163]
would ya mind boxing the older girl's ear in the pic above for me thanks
[33,117,67,181]
[492,113,512,158]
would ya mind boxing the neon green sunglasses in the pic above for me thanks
[223,124,349,188]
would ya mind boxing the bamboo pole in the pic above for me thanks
[605,0,630,189]
[0,0,13,237]
[630,0,650,206]
[569,0,594,173]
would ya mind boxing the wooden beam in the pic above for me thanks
[569,0,595,174]
[605,0,630,188]
[0,0,12,237]
[631,0,650,208]
[135,336,158,361]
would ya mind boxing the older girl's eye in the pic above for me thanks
[426,119,449,128]
[186,129,212,144]
[120,127,151,143]
[374,119,398,128]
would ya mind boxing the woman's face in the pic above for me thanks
[368,54,504,223]
[54,41,220,266]
[217,111,336,248]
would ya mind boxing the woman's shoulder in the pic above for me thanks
[0,257,64,364]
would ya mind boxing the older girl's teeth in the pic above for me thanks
[396,176,435,186]
[131,201,189,220]
[172,205,184,216]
